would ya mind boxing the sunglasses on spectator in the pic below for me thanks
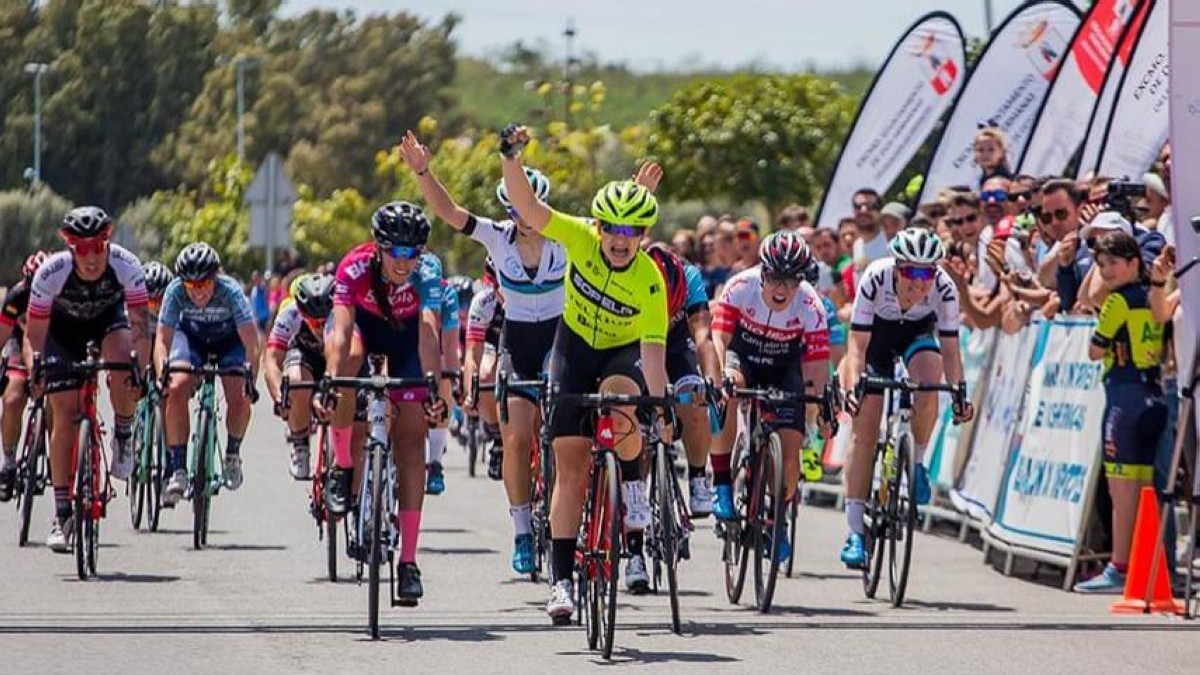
[599,222,648,238]
[65,237,109,256]
[735,230,757,241]
[897,265,937,281]
[944,213,979,227]
[1011,191,1033,202]
[762,271,801,288]
[980,190,1008,203]
[184,277,215,290]
[383,245,423,260]
[1038,208,1071,224]
[853,202,881,212]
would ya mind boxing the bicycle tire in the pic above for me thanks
[723,456,750,604]
[17,406,46,547]
[863,442,887,599]
[888,434,917,607]
[129,403,148,530]
[597,451,620,659]
[74,419,92,581]
[752,433,784,613]
[582,455,602,650]
[466,416,478,478]
[367,444,384,640]
[785,495,799,578]
[322,430,338,583]
[655,442,682,634]
[148,401,165,533]
[192,411,210,551]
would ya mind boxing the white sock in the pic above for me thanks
[914,442,928,465]
[510,503,532,536]
[427,428,448,465]
[846,499,866,536]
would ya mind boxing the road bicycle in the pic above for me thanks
[127,367,165,532]
[854,375,965,607]
[13,388,49,547]
[495,372,554,583]
[322,355,436,640]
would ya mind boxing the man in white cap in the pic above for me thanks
[879,202,910,240]
[1139,172,1171,242]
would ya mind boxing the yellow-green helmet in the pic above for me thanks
[590,180,658,227]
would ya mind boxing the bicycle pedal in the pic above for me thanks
[393,597,419,608]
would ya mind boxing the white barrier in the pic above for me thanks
[928,326,994,491]
[951,321,1040,524]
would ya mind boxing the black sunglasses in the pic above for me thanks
[1038,208,1071,224]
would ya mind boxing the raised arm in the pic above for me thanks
[399,130,471,230]
[498,124,551,231]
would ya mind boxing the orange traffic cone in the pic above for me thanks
[1111,486,1184,615]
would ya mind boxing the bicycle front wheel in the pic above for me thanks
[320,430,338,583]
[722,456,750,605]
[887,434,918,607]
[192,415,211,551]
[148,399,165,533]
[785,494,799,578]
[17,406,47,547]
[466,416,479,478]
[128,403,148,530]
[654,443,682,634]
[367,445,385,640]
[596,451,620,659]
[74,419,93,581]
[752,432,784,613]
[862,443,887,599]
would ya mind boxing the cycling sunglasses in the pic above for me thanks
[184,277,215,290]
[65,236,109,256]
[1038,208,1071,224]
[762,271,801,288]
[383,245,424,260]
[980,189,1008,203]
[897,265,936,281]
[944,213,979,227]
[599,222,648,238]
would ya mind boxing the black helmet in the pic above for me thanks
[294,273,336,320]
[143,261,175,297]
[758,231,812,280]
[174,242,221,281]
[61,206,113,239]
[371,201,431,248]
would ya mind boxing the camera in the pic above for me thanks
[1105,179,1146,222]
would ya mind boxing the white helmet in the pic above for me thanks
[496,167,550,208]
[889,228,943,265]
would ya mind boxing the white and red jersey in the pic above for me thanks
[266,300,323,355]
[712,266,830,370]
[465,285,504,348]
[28,244,147,323]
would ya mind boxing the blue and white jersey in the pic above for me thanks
[440,282,460,331]
[822,295,845,348]
[461,214,566,323]
[159,274,254,345]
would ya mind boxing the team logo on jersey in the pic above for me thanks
[570,271,636,317]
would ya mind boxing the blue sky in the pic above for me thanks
[283,1,1078,71]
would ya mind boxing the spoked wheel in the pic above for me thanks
[316,429,338,583]
[466,416,479,478]
[367,446,385,640]
[722,456,750,605]
[653,443,682,633]
[751,433,785,613]
[583,452,621,660]
[74,420,94,580]
[862,443,888,599]
[147,402,164,533]
[785,493,799,578]
[192,420,210,551]
[887,436,917,607]
[17,406,47,548]
[128,407,148,530]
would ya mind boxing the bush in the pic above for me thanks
[0,186,74,284]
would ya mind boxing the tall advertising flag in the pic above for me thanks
[815,13,965,228]
[917,0,1081,205]
[1094,0,1169,179]
[1168,0,1199,403]
[1077,0,1152,178]
[1018,0,1143,177]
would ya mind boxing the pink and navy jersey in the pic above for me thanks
[712,266,830,370]
[333,242,442,323]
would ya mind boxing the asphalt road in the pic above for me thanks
[1,395,1196,674]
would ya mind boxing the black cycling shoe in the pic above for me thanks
[397,562,423,606]
[326,466,352,515]
[0,465,16,502]
[486,442,504,481]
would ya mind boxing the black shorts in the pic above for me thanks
[499,318,557,403]
[44,306,130,394]
[548,325,646,440]
[863,316,941,379]
[666,335,702,386]
[1102,382,1167,481]
[725,349,805,432]
[284,345,325,377]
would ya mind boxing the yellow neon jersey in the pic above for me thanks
[542,210,667,350]
[1092,283,1164,382]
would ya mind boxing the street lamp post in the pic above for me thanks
[24,62,51,185]
[234,55,262,162]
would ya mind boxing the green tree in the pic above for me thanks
[0,185,73,281]
[643,74,854,220]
